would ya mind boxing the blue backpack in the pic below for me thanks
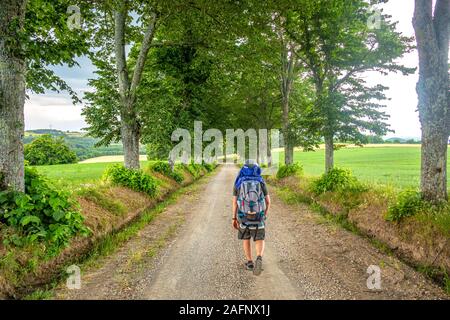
[234,165,266,226]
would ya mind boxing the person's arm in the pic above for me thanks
[232,196,239,229]
[261,183,270,217]
[264,195,271,217]
[232,196,238,219]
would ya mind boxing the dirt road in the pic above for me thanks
[56,165,447,300]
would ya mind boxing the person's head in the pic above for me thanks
[244,159,259,168]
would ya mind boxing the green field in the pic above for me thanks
[34,161,150,186]
[284,146,450,189]
[33,145,450,190]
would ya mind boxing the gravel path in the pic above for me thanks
[56,165,447,300]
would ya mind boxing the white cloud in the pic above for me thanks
[24,55,93,131]
[24,95,87,131]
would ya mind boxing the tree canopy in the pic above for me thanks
[1,0,429,195]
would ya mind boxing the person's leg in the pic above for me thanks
[253,229,265,276]
[243,239,252,261]
[255,240,265,257]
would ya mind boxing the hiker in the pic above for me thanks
[232,159,271,275]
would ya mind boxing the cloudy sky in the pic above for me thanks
[25,1,423,138]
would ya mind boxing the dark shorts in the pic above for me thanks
[238,226,265,241]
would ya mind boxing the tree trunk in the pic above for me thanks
[115,5,140,169]
[121,114,141,169]
[267,143,272,167]
[280,43,296,166]
[413,0,449,202]
[114,2,157,170]
[282,98,294,165]
[0,0,27,192]
[256,140,260,164]
[420,126,448,201]
[285,144,294,165]
[324,135,334,173]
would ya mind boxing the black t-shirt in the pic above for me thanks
[233,182,269,197]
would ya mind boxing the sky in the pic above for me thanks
[25,1,425,139]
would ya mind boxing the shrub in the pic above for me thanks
[24,134,78,165]
[276,163,303,179]
[0,167,89,253]
[386,190,424,222]
[103,164,158,197]
[202,162,214,172]
[184,163,203,179]
[311,167,364,195]
[149,161,184,184]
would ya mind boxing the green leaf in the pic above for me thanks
[49,197,62,209]
[29,230,47,242]
[52,210,65,222]
[20,215,41,226]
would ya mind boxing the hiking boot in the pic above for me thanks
[253,256,263,276]
[245,261,254,270]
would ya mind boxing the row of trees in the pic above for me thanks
[0,0,448,202]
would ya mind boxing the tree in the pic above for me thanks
[84,1,235,166]
[216,37,283,164]
[83,1,249,162]
[0,0,89,191]
[279,33,297,165]
[413,0,449,202]
[219,30,319,164]
[285,0,414,172]
[236,1,313,165]
[113,0,158,169]
[25,134,78,165]
[0,0,27,191]
[255,3,301,165]
[82,0,168,168]
[140,21,217,158]
[82,59,122,148]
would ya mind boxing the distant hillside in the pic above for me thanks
[24,130,145,161]
[25,129,67,137]
[384,137,421,144]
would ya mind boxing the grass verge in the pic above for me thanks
[20,168,215,300]
[270,179,450,295]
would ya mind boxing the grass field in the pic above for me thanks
[33,145,450,190]
[283,146,450,189]
[34,161,151,186]
[79,155,148,163]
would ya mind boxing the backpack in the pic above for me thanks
[237,180,266,226]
